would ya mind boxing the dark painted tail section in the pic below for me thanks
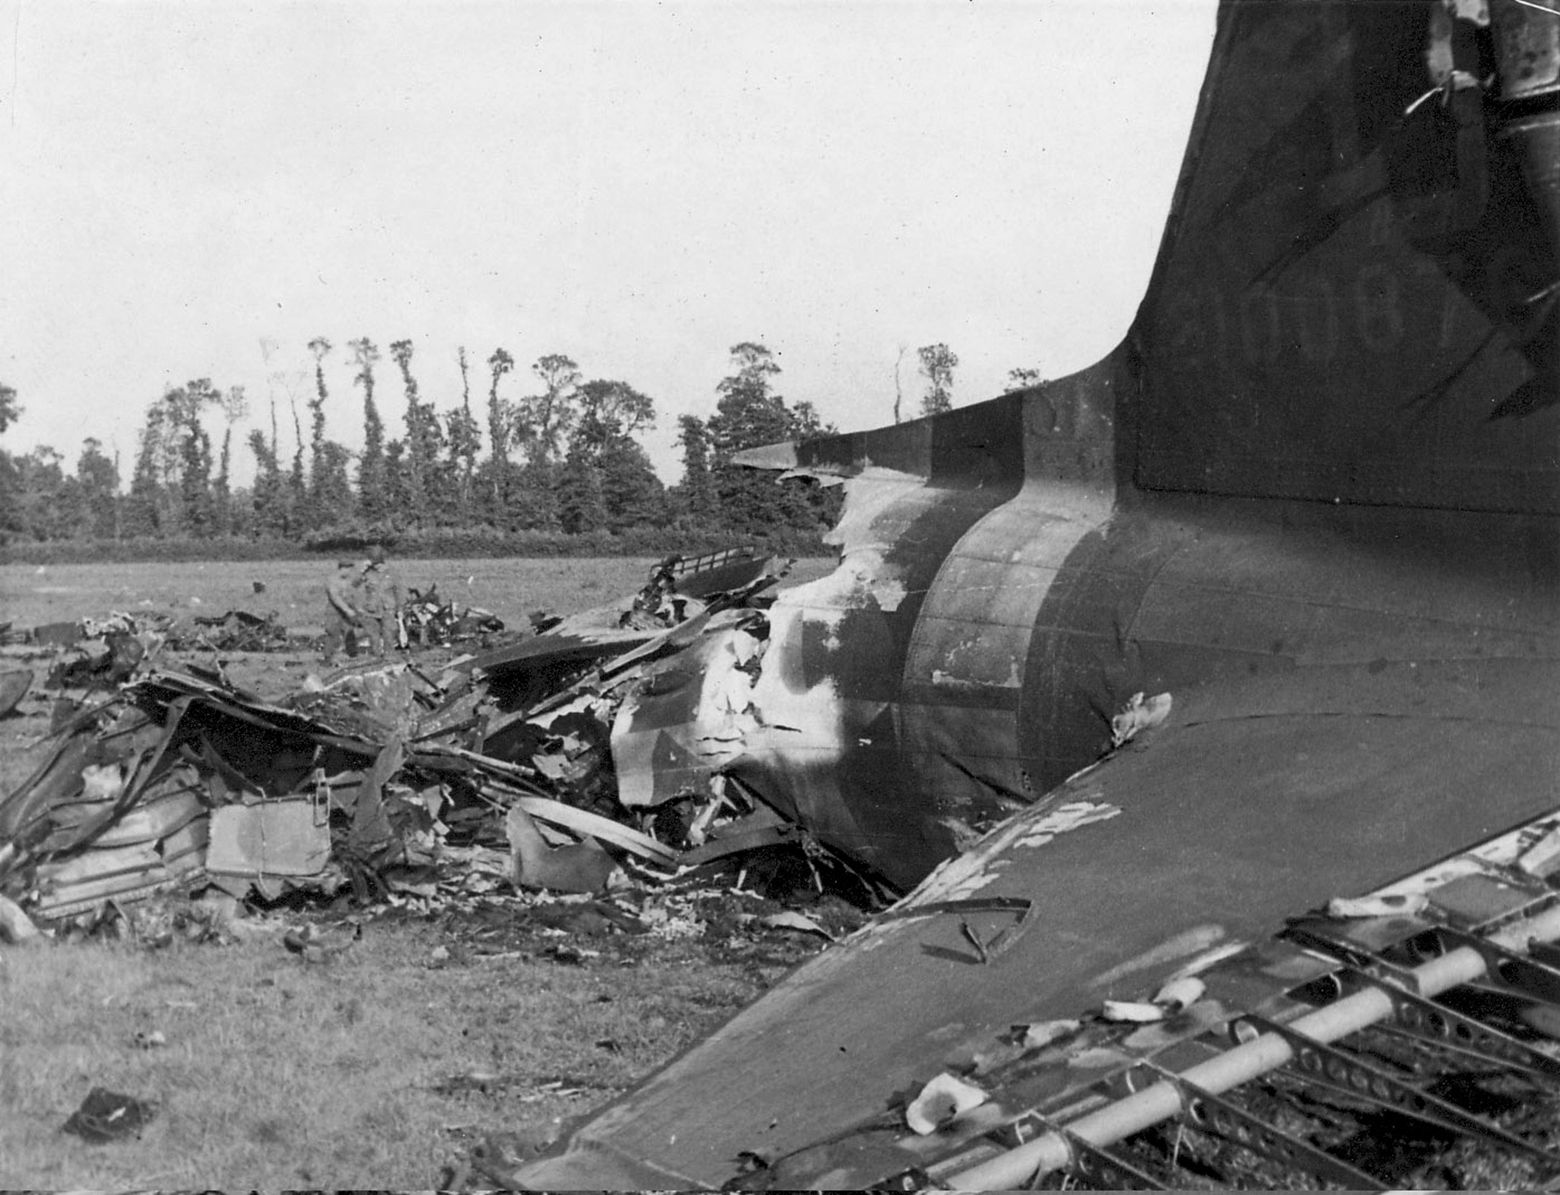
[729,0,1560,818]
[774,0,1558,508]
[1129,0,1558,511]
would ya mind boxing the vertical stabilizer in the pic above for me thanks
[1128,0,1559,512]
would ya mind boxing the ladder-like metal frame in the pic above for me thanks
[941,902,1560,1190]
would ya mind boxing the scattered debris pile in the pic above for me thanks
[41,613,148,689]
[7,609,288,695]
[6,571,505,683]
[170,608,291,653]
[401,583,505,648]
[20,609,289,655]
[0,547,894,933]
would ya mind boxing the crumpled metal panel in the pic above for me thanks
[610,610,766,808]
[206,799,332,879]
[607,364,1127,887]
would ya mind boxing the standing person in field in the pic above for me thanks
[359,543,404,656]
[323,559,363,665]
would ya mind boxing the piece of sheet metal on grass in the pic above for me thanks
[207,798,331,880]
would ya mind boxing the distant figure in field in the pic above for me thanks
[359,544,404,656]
[323,559,363,665]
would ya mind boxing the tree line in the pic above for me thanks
[0,339,1044,553]
[0,340,848,551]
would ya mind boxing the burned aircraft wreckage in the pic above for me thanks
[0,548,844,918]
[508,0,1560,1188]
[2,0,1559,1186]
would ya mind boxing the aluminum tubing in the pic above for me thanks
[948,902,1560,1190]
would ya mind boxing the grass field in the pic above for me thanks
[0,554,836,633]
[0,555,841,1188]
[0,901,825,1188]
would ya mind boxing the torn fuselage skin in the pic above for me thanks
[642,348,1557,899]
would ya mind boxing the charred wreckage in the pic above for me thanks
[0,547,901,924]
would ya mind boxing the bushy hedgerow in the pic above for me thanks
[308,523,833,558]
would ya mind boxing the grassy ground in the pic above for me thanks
[0,555,820,633]
[0,899,825,1188]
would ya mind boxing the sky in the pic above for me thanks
[0,0,1216,487]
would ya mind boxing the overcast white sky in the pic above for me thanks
[0,0,1215,486]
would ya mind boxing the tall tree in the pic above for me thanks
[565,379,664,530]
[558,444,608,534]
[256,337,288,528]
[173,379,222,535]
[350,338,388,524]
[210,386,246,537]
[704,342,839,539]
[122,381,221,536]
[709,342,797,449]
[917,343,958,415]
[124,400,171,536]
[0,382,19,433]
[917,343,959,415]
[576,377,654,438]
[286,387,308,528]
[674,414,716,523]
[302,338,352,528]
[315,441,355,527]
[306,336,332,523]
[384,437,410,521]
[390,338,438,521]
[507,353,581,532]
[445,345,482,524]
[247,428,285,536]
[519,353,581,468]
[213,428,233,535]
[484,347,515,520]
[12,446,71,540]
[0,383,22,539]
[76,437,119,539]
[707,342,796,534]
